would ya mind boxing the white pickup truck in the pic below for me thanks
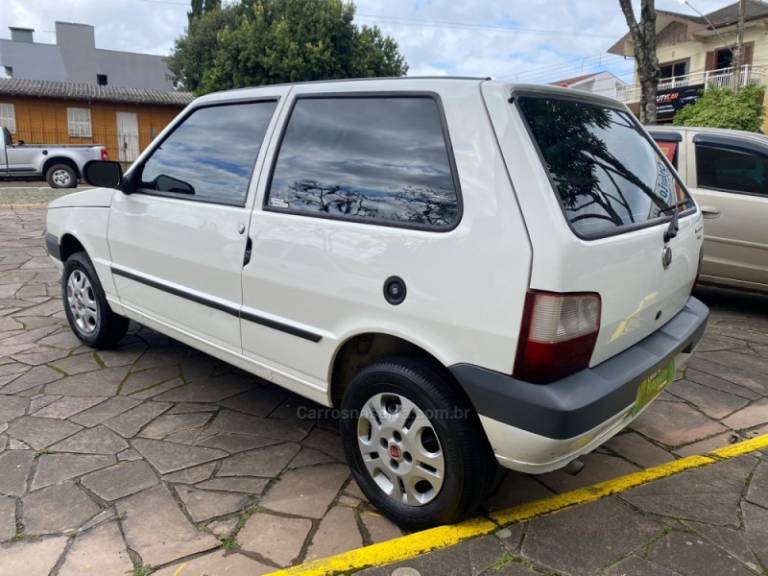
[1,127,107,188]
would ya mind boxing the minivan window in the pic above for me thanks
[696,144,768,196]
[518,97,694,239]
[140,101,277,206]
[266,96,460,229]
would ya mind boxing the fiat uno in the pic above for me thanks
[45,78,709,529]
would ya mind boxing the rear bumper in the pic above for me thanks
[450,296,709,472]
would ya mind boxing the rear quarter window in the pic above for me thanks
[518,96,694,239]
[266,95,461,230]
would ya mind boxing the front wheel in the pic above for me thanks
[62,252,129,348]
[340,357,494,531]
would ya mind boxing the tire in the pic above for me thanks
[340,356,494,531]
[62,251,129,348]
[46,163,77,189]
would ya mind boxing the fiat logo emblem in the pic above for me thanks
[388,443,402,460]
[662,246,673,269]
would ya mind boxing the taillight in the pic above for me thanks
[513,290,601,384]
[100,148,108,160]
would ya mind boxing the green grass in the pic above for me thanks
[492,551,515,572]
[0,187,72,206]
[221,536,237,551]
[132,563,153,576]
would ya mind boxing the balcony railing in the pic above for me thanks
[616,64,767,104]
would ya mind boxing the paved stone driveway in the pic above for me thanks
[360,453,768,576]
[0,206,767,575]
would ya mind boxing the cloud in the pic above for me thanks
[0,0,735,84]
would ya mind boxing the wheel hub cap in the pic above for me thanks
[66,270,99,334]
[52,169,71,186]
[357,392,445,506]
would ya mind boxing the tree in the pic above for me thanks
[169,6,239,91]
[169,0,408,94]
[673,84,765,132]
[187,0,221,22]
[618,0,660,124]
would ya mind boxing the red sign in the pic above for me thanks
[656,141,678,167]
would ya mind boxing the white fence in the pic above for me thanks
[616,65,767,104]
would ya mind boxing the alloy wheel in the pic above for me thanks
[356,392,445,506]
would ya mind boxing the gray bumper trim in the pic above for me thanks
[450,296,709,440]
[45,233,61,261]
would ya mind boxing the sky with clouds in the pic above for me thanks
[0,0,734,84]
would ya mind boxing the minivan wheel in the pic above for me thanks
[340,357,493,531]
[62,251,129,348]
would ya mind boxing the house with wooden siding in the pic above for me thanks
[608,0,768,128]
[0,78,193,165]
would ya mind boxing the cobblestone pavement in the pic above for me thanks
[0,206,767,576]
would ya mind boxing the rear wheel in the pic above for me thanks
[340,356,493,530]
[46,163,77,189]
[62,252,129,348]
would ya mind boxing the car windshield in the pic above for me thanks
[517,96,694,239]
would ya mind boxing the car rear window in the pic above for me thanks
[517,96,694,239]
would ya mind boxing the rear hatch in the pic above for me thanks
[482,84,703,367]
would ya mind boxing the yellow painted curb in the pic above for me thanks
[266,433,768,576]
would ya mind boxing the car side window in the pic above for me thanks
[696,144,768,196]
[266,96,460,229]
[139,101,277,206]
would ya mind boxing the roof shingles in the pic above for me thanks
[0,78,194,106]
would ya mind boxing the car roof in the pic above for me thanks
[192,77,627,110]
[647,124,768,144]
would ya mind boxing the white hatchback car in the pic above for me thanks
[45,78,709,529]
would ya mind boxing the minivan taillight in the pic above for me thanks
[100,148,108,161]
[513,290,601,384]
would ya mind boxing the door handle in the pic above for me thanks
[700,205,721,219]
[238,223,246,234]
[243,237,252,266]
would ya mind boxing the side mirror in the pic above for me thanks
[83,160,123,190]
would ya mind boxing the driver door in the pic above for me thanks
[107,93,286,351]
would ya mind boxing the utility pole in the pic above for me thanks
[733,0,746,91]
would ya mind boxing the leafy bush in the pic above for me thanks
[673,84,765,132]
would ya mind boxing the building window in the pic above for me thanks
[97,74,108,86]
[0,103,16,134]
[716,49,733,70]
[67,107,92,138]
[2,66,13,79]
[660,60,688,79]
